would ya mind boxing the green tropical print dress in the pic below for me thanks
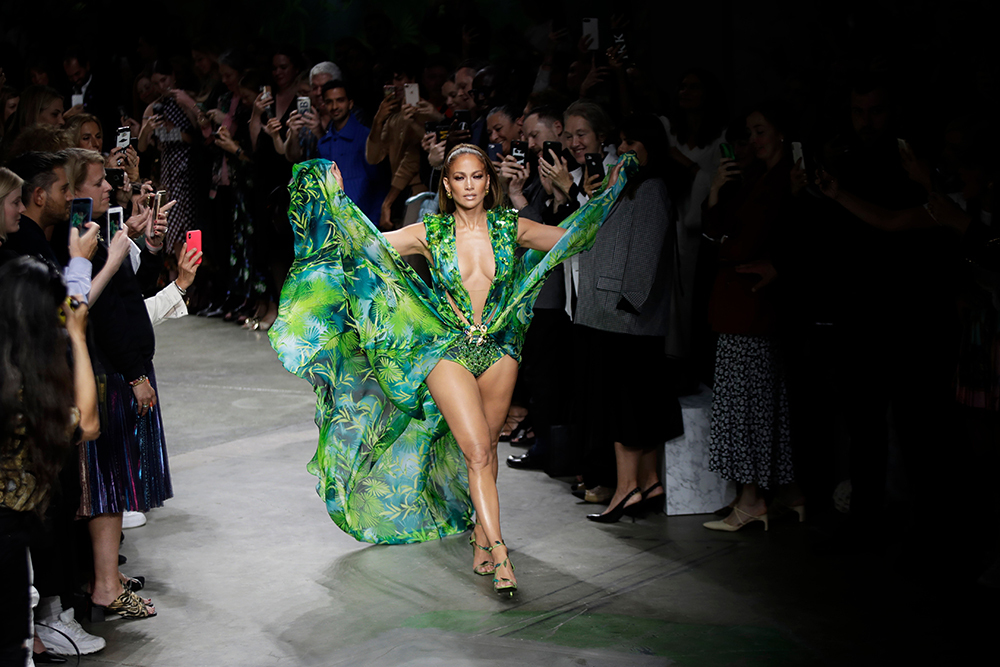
[269,155,636,544]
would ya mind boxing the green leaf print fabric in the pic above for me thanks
[269,155,636,544]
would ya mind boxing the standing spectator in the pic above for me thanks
[702,103,796,532]
[138,60,203,257]
[0,256,100,667]
[365,66,427,230]
[62,48,119,149]
[574,114,683,521]
[315,81,386,223]
[661,69,729,391]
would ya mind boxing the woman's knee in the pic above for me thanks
[463,442,494,472]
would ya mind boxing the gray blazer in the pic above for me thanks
[574,177,674,336]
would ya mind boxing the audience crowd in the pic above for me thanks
[1,2,998,663]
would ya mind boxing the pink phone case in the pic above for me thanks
[186,230,203,264]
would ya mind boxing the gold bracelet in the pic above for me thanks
[129,375,148,387]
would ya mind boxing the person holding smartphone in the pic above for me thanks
[0,256,100,666]
[365,62,429,230]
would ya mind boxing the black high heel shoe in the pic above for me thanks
[626,481,666,517]
[586,487,641,523]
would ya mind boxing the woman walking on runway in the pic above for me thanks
[270,144,633,594]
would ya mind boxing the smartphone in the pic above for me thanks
[720,143,736,160]
[116,126,131,150]
[435,123,450,143]
[403,83,420,106]
[584,153,605,180]
[260,85,272,101]
[105,168,125,190]
[105,206,123,246]
[383,84,396,100]
[186,229,203,264]
[791,141,805,169]
[424,120,437,135]
[582,18,599,50]
[542,141,562,165]
[69,198,92,239]
[152,190,167,221]
[487,143,504,162]
[296,96,311,116]
[71,93,84,108]
[510,141,529,167]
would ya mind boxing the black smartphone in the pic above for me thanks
[151,101,164,116]
[435,123,450,143]
[510,141,529,167]
[720,143,736,160]
[69,198,92,239]
[454,109,471,132]
[105,168,125,190]
[584,153,605,180]
[542,141,562,165]
[487,143,503,162]
[424,120,437,135]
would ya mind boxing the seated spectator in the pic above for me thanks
[316,80,386,223]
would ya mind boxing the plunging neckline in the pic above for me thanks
[452,216,497,326]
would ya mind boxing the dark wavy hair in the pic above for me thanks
[437,144,503,214]
[0,256,74,513]
[619,112,690,204]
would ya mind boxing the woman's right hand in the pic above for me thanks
[107,229,132,271]
[253,92,272,117]
[816,168,839,200]
[139,113,163,138]
[63,297,89,341]
[711,157,740,192]
[545,154,574,197]
[214,125,240,154]
[581,167,603,198]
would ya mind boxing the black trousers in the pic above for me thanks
[0,509,31,667]
[838,317,956,527]
[518,308,574,454]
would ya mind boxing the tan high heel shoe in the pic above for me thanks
[703,506,769,532]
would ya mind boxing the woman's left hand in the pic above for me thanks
[175,242,201,291]
[329,162,345,191]
[735,260,777,293]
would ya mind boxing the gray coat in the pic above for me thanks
[574,177,674,336]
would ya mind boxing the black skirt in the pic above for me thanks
[575,325,684,453]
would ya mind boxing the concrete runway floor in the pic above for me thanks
[67,316,991,667]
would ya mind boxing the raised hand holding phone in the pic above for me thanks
[176,242,202,292]
[69,222,100,261]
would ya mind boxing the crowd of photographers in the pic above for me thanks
[2,4,1000,664]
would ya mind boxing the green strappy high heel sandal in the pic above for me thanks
[469,529,496,576]
[490,540,517,595]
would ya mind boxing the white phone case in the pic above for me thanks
[404,84,420,106]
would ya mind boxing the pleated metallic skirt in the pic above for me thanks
[78,363,172,516]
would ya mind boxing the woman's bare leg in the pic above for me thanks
[601,443,644,515]
[426,356,517,584]
[89,514,154,611]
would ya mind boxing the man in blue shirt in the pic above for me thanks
[316,81,387,224]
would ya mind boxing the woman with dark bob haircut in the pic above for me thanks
[0,256,98,664]
[574,113,687,523]
[269,143,637,594]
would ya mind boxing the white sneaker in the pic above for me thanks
[122,511,147,529]
[35,608,106,655]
